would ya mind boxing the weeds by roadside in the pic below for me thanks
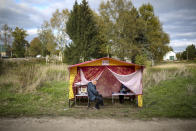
[0,60,68,93]
[143,63,191,88]
[140,66,196,118]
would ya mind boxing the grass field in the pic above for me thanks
[0,59,196,118]
[141,67,196,118]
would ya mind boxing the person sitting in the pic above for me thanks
[87,80,104,109]
[119,84,130,104]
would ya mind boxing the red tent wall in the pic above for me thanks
[73,66,135,97]
[96,68,121,97]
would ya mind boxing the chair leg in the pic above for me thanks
[75,96,77,106]
[88,97,90,107]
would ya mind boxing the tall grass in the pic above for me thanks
[1,59,196,118]
[143,63,191,89]
[0,59,68,92]
[140,63,196,118]
[0,59,69,116]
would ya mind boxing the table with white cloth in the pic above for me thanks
[112,92,135,104]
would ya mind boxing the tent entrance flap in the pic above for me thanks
[96,68,121,97]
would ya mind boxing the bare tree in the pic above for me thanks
[0,24,13,57]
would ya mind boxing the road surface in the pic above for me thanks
[0,117,196,131]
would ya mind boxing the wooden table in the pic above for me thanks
[112,92,135,104]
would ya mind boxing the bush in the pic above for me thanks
[135,55,148,66]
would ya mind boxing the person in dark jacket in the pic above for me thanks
[119,84,130,103]
[87,80,103,109]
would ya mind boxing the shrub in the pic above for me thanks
[135,55,148,66]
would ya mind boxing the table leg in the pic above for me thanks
[112,95,113,104]
[75,96,76,105]
[88,97,90,107]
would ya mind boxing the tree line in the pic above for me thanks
[0,25,29,58]
[176,44,196,60]
[64,0,171,64]
[0,0,173,65]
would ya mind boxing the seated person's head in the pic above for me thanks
[92,80,97,85]
[120,84,130,93]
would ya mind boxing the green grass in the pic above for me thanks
[0,60,196,118]
[0,81,69,116]
[140,68,196,118]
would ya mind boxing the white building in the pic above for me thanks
[163,51,177,61]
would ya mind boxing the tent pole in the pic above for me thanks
[137,95,143,107]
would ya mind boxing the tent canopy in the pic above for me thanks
[68,57,144,100]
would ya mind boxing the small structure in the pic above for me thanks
[163,51,177,61]
[0,44,8,58]
[68,57,144,107]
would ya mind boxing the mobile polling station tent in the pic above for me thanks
[68,57,144,107]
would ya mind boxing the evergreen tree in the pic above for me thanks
[64,42,80,64]
[12,27,28,58]
[176,52,182,60]
[66,0,106,64]
[185,44,196,60]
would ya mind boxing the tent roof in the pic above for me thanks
[68,57,144,69]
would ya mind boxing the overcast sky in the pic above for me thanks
[0,0,196,52]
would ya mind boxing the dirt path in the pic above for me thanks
[0,117,196,131]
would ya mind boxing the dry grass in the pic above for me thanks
[186,84,195,96]
[143,63,193,88]
[0,60,68,92]
[26,64,69,92]
[1,59,196,118]
[154,63,196,68]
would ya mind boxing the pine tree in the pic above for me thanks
[65,0,106,64]
[185,44,196,60]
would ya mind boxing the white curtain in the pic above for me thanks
[107,68,143,95]
[74,69,104,86]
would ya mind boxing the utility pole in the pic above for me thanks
[187,50,188,60]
